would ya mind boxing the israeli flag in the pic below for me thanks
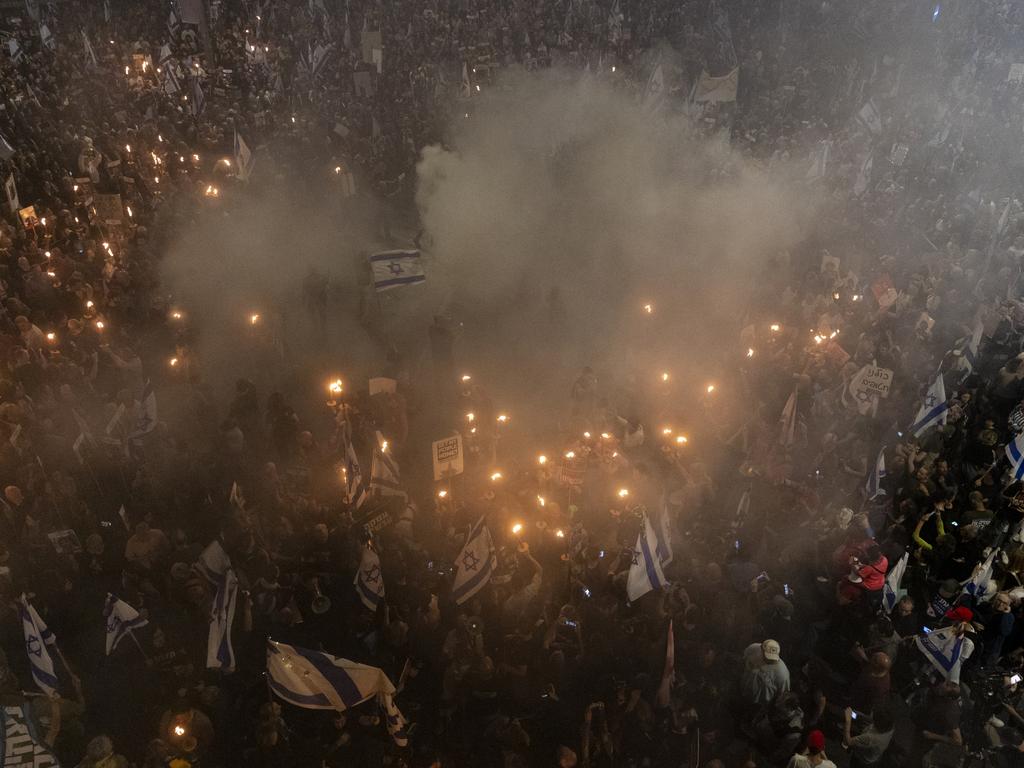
[882,551,908,613]
[355,545,385,611]
[910,373,949,437]
[653,502,673,567]
[130,379,158,437]
[961,322,983,374]
[452,516,497,605]
[627,515,669,602]
[963,549,998,600]
[370,250,426,291]
[234,131,254,182]
[1007,434,1024,482]
[369,433,405,498]
[343,431,367,508]
[866,445,887,500]
[207,569,238,671]
[197,538,231,584]
[104,593,148,654]
[267,640,409,746]
[20,594,59,697]
[915,625,973,683]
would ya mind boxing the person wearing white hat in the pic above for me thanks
[741,639,791,706]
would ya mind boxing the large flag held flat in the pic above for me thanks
[627,515,668,602]
[882,551,908,613]
[370,250,426,291]
[354,545,385,611]
[104,593,148,654]
[20,594,59,697]
[915,625,972,683]
[452,516,497,605]
[910,373,948,437]
[267,640,408,745]
[865,445,887,500]
[207,569,238,672]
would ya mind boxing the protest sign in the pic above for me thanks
[93,193,124,225]
[432,434,464,480]
[17,205,38,228]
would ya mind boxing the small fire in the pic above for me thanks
[706,384,716,394]
[461,374,472,382]
[328,379,343,396]
[490,471,503,482]
[662,427,673,435]
[169,357,179,367]
[496,414,509,424]
[249,313,260,325]
[564,451,575,459]
[437,489,448,499]
[676,435,688,445]
[643,303,653,314]
[555,529,565,538]
[511,523,523,535]
[94,320,105,331]
[45,332,56,342]
[618,488,630,499]
[171,311,183,320]
[537,495,546,506]
[537,454,548,465]
[661,372,670,382]
[770,323,781,332]
[173,725,186,737]
[466,412,475,422]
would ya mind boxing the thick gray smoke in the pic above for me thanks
[159,66,819,432]
[417,69,818,411]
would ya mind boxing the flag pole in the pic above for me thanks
[128,628,150,661]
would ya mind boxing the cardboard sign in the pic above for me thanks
[362,508,393,535]
[872,273,898,309]
[48,529,83,554]
[369,377,396,395]
[2,703,59,767]
[432,434,464,481]
[17,205,37,228]
[861,366,894,397]
[823,339,850,367]
[93,192,124,225]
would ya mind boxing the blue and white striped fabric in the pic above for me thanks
[963,549,997,600]
[627,515,668,602]
[882,551,908,613]
[354,545,385,611]
[865,445,887,500]
[206,569,238,672]
[104,593,148,655]
[910,373,949,437]
[344,431,367,509]
[1007,434,1024,482]
[369,250,426,291]
[197,538,232,584]
[653,502,673,567]
[452,516,496,605]
[267,640,408,745]
[20,594,59,697]
[962,323,982,373]
[369,433,405,499]
[915,625,970,683]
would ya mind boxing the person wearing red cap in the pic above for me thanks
[785,729,836,768]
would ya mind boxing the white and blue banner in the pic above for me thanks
[370,250,426,291]
[882,551,908,613]
[627,515,668,602]
[206,569,238,672]
[915,625,972,683]
[866,445,887,500]
[267,640,407,745]
[452,516,496,605]
[104,593,148,655]
[910,373,949,437]
[1007,434,1024,482]
[19,595,58,698]
[355,545,385,611]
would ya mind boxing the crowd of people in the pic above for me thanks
[8,0,1024,767]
